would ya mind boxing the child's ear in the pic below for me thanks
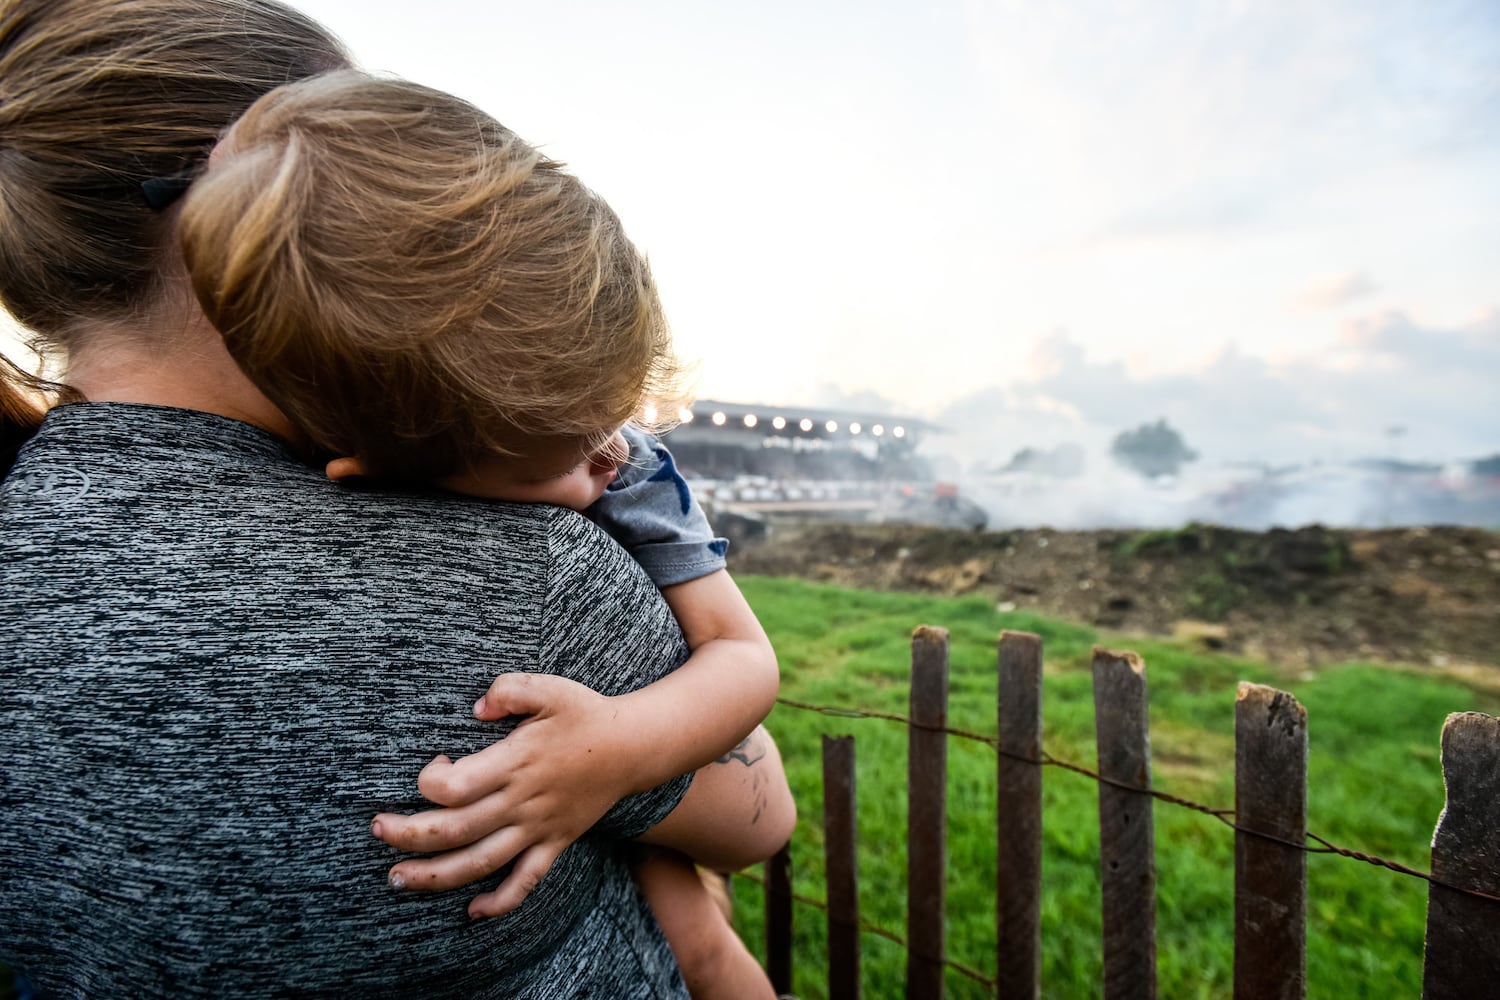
[325,456,371,482]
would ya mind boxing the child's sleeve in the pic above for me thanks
[584,425,729,587]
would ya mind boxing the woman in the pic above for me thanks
[0,1,791,996]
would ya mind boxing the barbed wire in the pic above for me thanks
[773,695,1500,907]
[734,868,997,991]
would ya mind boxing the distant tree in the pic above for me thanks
[1110,419,1198,479]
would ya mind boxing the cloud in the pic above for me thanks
[1336,308,1500,371]
[934,309,1500,470]
[1295,271,1379,309]
[963,0,1500,254]
[920,308,1500,527]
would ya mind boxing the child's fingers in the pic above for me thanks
[473,671,592,721]
[371,788,517,854]
[323,455,369,481]
[466,844,562,918]
[383,825,530,893]
[472,671,552,719]
[416,743,515,806]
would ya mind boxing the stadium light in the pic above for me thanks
[849,422,862,435]
[799,418,813,432]
[743,414,758,428]
[678,407,695,423]
[893,425,906,438]
[872,424,884,436]
[825,420,838,433]
[711,411,727,426]
[772,416,787,430]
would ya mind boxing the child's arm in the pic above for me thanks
[372,569,785,915]
[374,699,794,920]
[633,848,779,1000]
[632,721,794,870]
[634,567,782,784]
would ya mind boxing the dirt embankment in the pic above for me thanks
[730,522,1500,674]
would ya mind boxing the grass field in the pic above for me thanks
[725,575,1494,999]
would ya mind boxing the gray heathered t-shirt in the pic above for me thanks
[0,403,693,998]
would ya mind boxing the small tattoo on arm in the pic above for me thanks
[715,733,766,767]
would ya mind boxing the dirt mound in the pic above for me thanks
[729,522,1500,672]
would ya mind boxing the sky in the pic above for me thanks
[5,0,1496,472]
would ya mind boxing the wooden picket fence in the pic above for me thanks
[748,628,1500,999]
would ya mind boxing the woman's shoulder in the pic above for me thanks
[537,505,689,676]
[3,401,560,580]
[539,503,658,586]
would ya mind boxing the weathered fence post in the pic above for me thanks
[908,626,950,998]
[766,842,794,996]
[996,630,1044,1000]
[1092,647,1157,1000]
[1422,711,1500,998]
[824,735,861,1000]
[1234,683,1307,999]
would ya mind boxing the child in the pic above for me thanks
[179,70,781,1000]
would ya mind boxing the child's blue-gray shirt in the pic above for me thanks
[586,425,728,587]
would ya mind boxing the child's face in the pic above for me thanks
[438,431,629,511]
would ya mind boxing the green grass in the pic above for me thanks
[726,575,1490,999]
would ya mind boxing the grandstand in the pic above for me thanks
[660,399,987,534]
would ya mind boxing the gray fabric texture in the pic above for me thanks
[0,403,693,999]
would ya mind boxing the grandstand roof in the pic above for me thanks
[666,398,939,444]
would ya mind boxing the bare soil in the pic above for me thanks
[730,522,1500,678]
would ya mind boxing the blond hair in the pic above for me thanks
[179,70,685,481]
[0,0,350,461]
[0,0,350,343]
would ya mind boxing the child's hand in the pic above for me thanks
[369,673,637,919]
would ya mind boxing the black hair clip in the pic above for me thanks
[139,169,198,212]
